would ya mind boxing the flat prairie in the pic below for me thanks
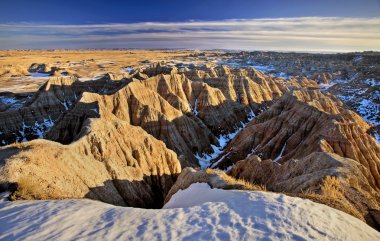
[0,50,194,92]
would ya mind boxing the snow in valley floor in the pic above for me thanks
[0,183,379,241]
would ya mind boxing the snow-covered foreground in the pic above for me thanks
[0,183,379,241]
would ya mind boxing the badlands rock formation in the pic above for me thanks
[0,117,181,208]
[46,79,217,167]
[0,62,379,230]
[213,90,379,175]
[219,51,380,141]
[1,65,301,167]
[0,76,126,145]
[211,89,380,228]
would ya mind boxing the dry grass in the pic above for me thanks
[296,191,364,221]
[12,142,25,149]
[0,49,192,92]
[222,173,267,191]
[10,176,43,200]
[320,176,344,199]
[205,168,267,191]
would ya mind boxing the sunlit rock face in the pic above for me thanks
[212,90,378,173]
[0,118,181,208]
[1,64,311,167]
[217,89,380,229]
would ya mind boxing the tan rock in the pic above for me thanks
[213,90,380,190]
[0,117,181,208]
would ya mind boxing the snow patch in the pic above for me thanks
[17,122,28,142]
[0,183,379,241]
[124,66,134,74]
[192,98,198,116]
[356,99,380,126]
[353,56,363,62]
[29,72,50,78]
[0,192,10,203]
[196,109,255,169]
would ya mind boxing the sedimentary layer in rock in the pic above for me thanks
[0,65,324,167]
[212,90,380,190]
[0,76,127,145]
[46,77,222,167]
[0,117,181,208]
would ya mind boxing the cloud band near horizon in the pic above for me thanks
[0,17,379,52]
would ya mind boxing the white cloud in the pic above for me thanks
[0,17,379,51]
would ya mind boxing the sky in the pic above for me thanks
[1,0,380,51]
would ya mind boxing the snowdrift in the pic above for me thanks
[0,183,379,241]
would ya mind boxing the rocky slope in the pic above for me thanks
[0,117,181,208]
[210,89,380,228]
[2,64,307,167]
[328,78,380,141]
[46,79,217,167]
[212,90,379,173]
[0,76,127,145]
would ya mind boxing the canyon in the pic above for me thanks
[0,50,379,238]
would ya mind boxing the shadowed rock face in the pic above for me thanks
[183,66,286,107]
[0,118,181,208]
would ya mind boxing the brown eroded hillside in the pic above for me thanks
[0,117,181,208]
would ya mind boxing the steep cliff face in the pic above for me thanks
[140,64,313,112]
[0,118,181,208]
[40,68,291,167]
[135,73,250,134]
[0,65,329,167]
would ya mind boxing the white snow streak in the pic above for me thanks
[274,143,287,162]
[196,109,255,169]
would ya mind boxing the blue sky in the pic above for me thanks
[1,0,380,51]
